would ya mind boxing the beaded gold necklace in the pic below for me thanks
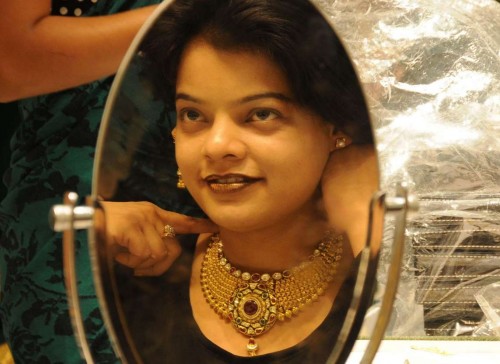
[200,232,343,356]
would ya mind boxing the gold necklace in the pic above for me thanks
[200,232,343,356]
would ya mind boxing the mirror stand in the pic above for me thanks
[359,184,419,363]
[49,192,95,363]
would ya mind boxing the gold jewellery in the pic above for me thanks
[163,224,176,238]
[177,169,186,189]
[172,130,186,190]
[200,233,343,356]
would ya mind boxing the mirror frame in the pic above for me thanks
[71,1,408,362]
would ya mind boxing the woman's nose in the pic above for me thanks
[202,116,247,161]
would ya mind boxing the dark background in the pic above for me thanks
[0,101,20,200]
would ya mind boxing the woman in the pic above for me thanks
[106,0,377,362]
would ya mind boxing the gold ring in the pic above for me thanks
[163,224,176,238]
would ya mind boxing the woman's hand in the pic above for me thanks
[321,144,379,255]
[100,201,218,276]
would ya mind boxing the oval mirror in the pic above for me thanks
[90,0,385,363]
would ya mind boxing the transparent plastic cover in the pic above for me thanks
[321,0,500,337]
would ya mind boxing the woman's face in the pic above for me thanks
[174,38,336,232]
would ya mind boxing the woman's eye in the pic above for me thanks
[248,109,280,122]
[179,109,204,122]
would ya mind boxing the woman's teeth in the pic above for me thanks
[210,176,246,184]
[206,176,257,192]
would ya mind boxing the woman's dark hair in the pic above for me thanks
[141,0,372,144]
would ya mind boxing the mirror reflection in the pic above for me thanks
[93,0,380,362]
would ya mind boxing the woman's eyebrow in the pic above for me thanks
[239,92,293,103]
[175,92,293,104]
[175,93,203,103]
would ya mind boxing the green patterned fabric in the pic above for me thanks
[0,1,161,363]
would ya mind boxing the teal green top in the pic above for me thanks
[0,1,161,363]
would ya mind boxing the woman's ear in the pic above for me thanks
[171,127,177,142]
[329,128,352,152]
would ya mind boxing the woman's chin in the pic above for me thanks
[210,214,269,233]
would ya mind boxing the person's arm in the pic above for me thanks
[0,0,157,102]
[321,144,380,256]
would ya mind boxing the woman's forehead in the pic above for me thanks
[176,38,293,100]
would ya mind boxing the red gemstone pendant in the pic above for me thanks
[243,300,258,316]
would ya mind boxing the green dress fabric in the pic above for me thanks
[0,1,161,363]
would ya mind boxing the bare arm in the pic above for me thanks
[0,0,157,102]
[321,144,380,256]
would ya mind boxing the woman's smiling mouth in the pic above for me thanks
[204,174,262,193]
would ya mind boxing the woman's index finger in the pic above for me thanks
[155,208,218,234]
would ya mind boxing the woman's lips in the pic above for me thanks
[204,174,261,193]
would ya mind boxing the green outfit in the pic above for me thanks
[0,1,161,363]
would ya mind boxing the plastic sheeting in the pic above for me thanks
[315,0,500,336]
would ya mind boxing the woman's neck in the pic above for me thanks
[216,210,330,273]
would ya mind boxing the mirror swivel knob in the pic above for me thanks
[49,192,94,232]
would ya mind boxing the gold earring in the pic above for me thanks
[177,169,186,189]
[335,137,347,149]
